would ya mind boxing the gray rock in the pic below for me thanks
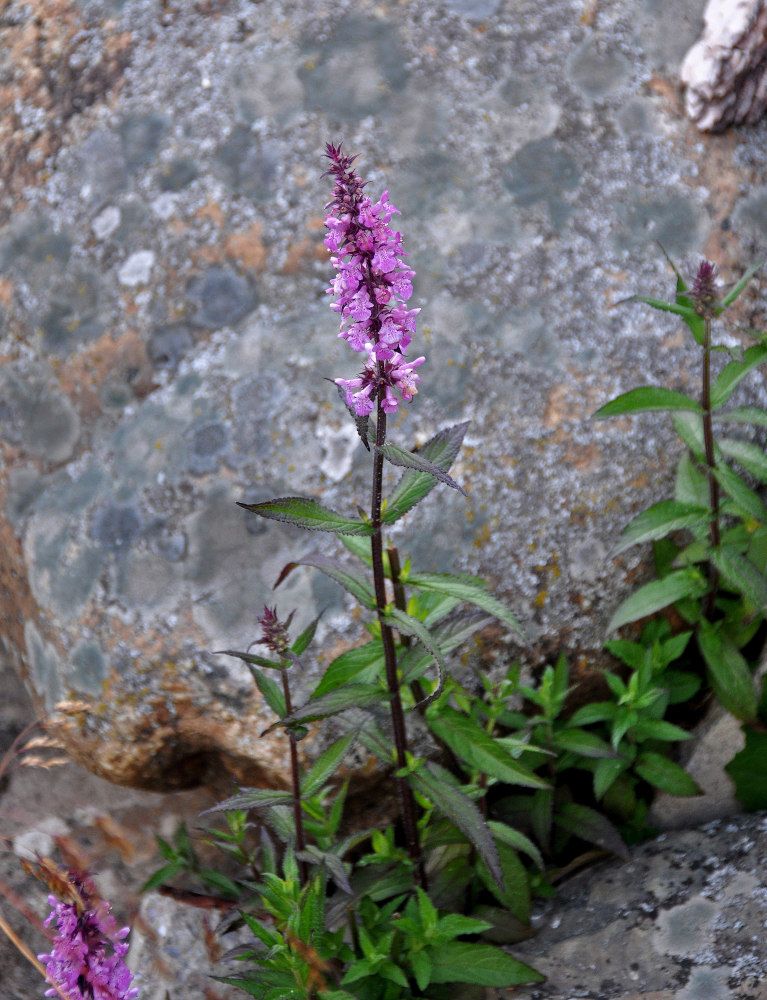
[1,0,767,793]
[509,812,767,1000]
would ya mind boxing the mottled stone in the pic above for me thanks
[510,813,767,1000]
[187,265,256,329]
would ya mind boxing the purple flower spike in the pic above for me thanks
[324,142,423,416]
[38,872,139,1000]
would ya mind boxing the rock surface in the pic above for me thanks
[681,0,767,131]
[2,0,767,790]
[507,812,767,1000]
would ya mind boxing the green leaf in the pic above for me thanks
[713,462,767,523]
[711,546,767,615]
[720,258,764,306]
[612,500,711,555]
[714,406,767,427]
[376,441,466,495]
[275,553,377,610]
[202,788,293,813]
[711,342,767,409]
[427,706,549,789]
[262,684,387,734]
[607,570,707,632]
[725,727,767,810]
[406,572,524,639]
[216,649,282,671]
[476,841,531,924]
[552,727,618,759]
[250,666,287,718]
[718,438,767,483]
[593,386,703,419]
[408,761,504,891]
[673,411,707,463]
[593,756,628,800]
[383,606,448,704]
[291,612,323,656]
[339,533,373,566]
[675,453,710,507]
[383,422,469,523]
[399,610,494,683]
[630,718,692,742]
[625,294,700,323]
[313,641,385,698]
[237,496,373,536]
[664,670,702,704]
[554,801,630,859]
[427,941,543,987]
[487,820,544,871]
[635,752,701,796]
[301,733,356,797]
[698,621,758,722]
[140,862,185,893]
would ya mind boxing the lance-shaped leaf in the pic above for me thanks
[625,294,700,322]
[261,684,387,735]
[406,572,525,639]
[300,733,356,798]
[376,441,466,495]
[698,620,758,722]
[675,453,710,507]
[201,788,293,814]
[291,611,323,657]
[408,761,504,891]
[313,640,385,698]
[275,553,376,610]
[714,406,767,427]
[711,546,767,616]
[593,386,703,420]
[711,342,767,409]
[216,649,282,671]
[237,496,373,536]
[714,463,767,523]
[612,500,711,555]
[635,753,701,797]
[339,533,373,567]
[399,610,493,683]
[721,258,764,306]
[428,941,543,987]
[487,820,544,871]
[382,606,447,705]
[383,422,469,523]
[554,801,629,860]
[607,569,707,632]
[296,846,351,893]
[427,706,548,789]
[718,438,767,484]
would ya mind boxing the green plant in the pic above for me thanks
[594,252,767,726]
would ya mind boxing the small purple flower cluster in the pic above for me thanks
[39,873,138,1000]
[257,605,294,658]
[690,258,720,317]
[324,142,424,416]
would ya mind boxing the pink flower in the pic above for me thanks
[324,142,424,416]
[38,873,139,1000]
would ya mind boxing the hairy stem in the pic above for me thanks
[282,670,309,885]
[388,545,429,712]
[371,402,427,889]
[701,313,721,617]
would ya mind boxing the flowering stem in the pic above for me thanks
[281,669,309,886]
[370,398,426,889]
[701,314,721,616]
